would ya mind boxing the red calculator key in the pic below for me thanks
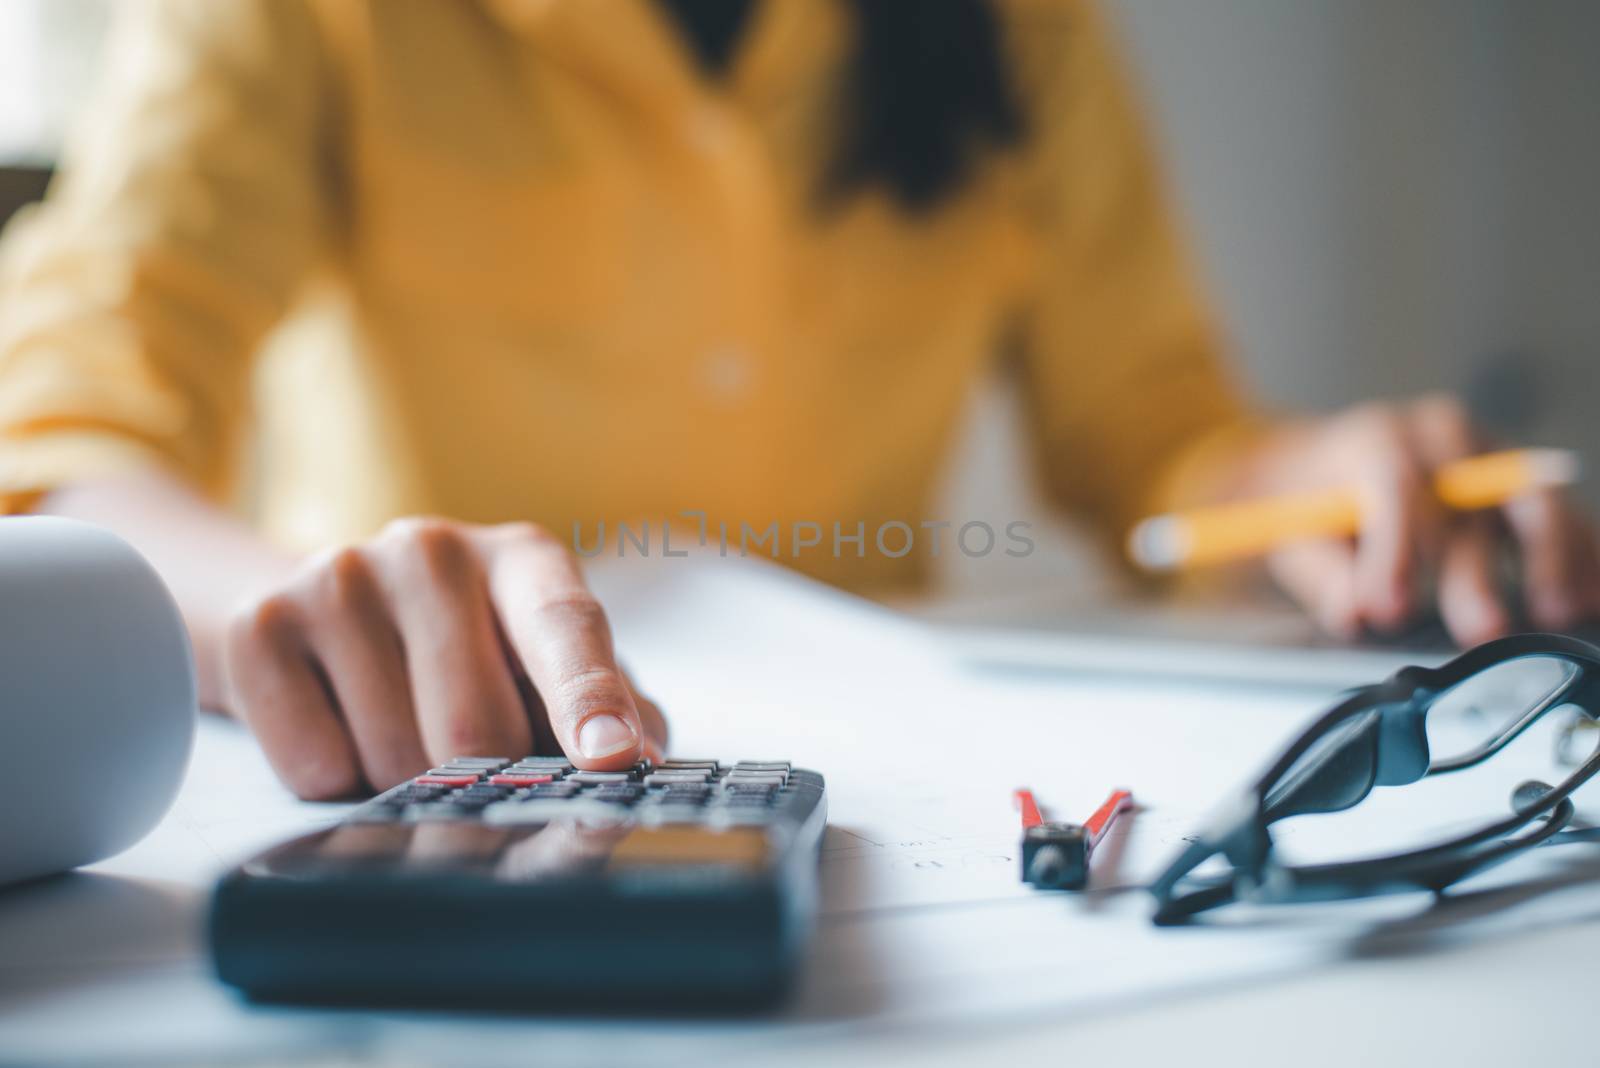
[489,774,553,787]
[415,774,480,787]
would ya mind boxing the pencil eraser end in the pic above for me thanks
[1529,448,1582,487]
[1128,516,1185,571]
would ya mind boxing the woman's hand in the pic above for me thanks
[222,517,668,799]
[1242,395,1600,646]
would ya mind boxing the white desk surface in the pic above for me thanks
[4,557,1600,1067]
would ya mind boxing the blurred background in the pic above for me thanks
[2,0,1597,596]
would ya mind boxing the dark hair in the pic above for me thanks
[825,0,1027,213]
[658,0,1027,214]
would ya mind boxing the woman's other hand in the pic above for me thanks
[1245,395,1600,646]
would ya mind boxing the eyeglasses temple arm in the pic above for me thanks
[1148,836,1218,907]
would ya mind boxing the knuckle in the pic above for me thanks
[1417,391,1470,426]
[1353,403,1411,452]
[382,515,456,551]
[325,543,372,583]
[1534,598,1577,631]
[226,592,300,654]
[534,593,610,633]
[1415,392,1475,449]
[496,520,560,549]
[442,710,522,760]
[548,665,630,722]
[1374,416,1413,457]
[1321,604,1358,636]
[282,754,363,801]
[384,516,470,575]
[1337,403,1419,475]
[1345,400,1398,435]
[381,515,440,541]
[318,546,378,612]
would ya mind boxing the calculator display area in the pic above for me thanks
[247,819,774,882]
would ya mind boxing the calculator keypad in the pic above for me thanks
[350,758,798,828]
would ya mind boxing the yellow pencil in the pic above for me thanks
[1128,447,1582,571]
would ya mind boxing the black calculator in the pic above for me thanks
[210,757,826,1009]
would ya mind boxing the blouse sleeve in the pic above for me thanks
[1008,0,1262,558]
[0,0,333,511]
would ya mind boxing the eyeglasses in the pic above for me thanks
[1150,633,1600,925]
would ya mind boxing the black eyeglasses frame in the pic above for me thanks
[1150,633,1600,925]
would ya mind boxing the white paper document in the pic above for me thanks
[5,556,1600,1066]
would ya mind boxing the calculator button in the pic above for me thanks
[658,760,720,770]
[567,771,631,785]
[724,774,785,787]
[446,757,512,766]
[733,761,790,771]
[511,756,574,768]
[643,771,710,786]
[415,774,482,787]
[490,774,554,787]
[381,782,443,798]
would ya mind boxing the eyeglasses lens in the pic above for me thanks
[1425,655,1583,766]
[1266,656,1593,866]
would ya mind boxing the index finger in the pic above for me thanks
[478,524,642,770]
[1351,439,1433,630]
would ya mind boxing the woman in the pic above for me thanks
[2,0,1596,797]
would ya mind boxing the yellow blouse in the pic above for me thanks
[0,0,1249,590]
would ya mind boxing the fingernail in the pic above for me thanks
[578,714,638,760]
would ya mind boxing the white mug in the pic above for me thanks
[0,516,196,886]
